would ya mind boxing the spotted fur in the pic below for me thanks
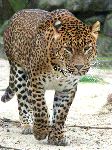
[1,9,100,145]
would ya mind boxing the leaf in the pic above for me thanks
[8,0,27,12]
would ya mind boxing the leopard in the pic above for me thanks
[1,9,100,146]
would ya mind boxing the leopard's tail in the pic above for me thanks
[1,86,15,103]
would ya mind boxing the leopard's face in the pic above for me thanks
[63,33,98,76]
[48,10,100,76]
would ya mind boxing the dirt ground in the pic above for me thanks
[0,59,112,150]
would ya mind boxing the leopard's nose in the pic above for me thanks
[75,65,83,70]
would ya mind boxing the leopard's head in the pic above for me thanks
[46,10,100,76]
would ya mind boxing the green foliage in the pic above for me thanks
[8,0,27,12]
[0,36,3,44]
[0,20,9,36]
[97,34,112,57]
[80,75,104,83]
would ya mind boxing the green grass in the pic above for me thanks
[80,75,104,83]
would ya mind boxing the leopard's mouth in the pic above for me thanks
[67,65,90,76]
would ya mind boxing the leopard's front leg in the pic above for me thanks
[29,76,50,140]
[48,88,77,146]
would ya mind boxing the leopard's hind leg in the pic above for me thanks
[1,62,33,134]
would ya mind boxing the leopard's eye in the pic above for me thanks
[84,46,92,54]
[65,47,73,54]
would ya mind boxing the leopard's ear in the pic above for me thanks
[91,21,100,39]
[53,20,62,40]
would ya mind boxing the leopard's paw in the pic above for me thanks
[48,135,68,146]
[48,130,68,146]
[33,125,48,140]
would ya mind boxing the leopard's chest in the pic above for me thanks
[41,74,79,91]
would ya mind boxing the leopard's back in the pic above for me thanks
[4,9,50,66]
